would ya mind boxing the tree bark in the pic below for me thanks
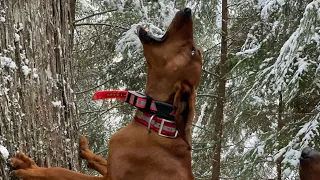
[211,0,228,179]
[0,0,79,179]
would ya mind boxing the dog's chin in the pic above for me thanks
[137,26,166,44]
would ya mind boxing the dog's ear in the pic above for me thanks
[173,81,196,150]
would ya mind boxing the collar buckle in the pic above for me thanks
[158,118,178,138]
[147,114,156,133]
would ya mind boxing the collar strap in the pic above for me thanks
[92,90,175,121]
[135,110,178,138]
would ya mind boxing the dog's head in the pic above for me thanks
[137,8,202,148]
[300,147,320,179]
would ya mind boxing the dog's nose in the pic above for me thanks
[301,147,312,159]
[184,8,191,17]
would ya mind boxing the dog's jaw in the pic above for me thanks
[137,26,167,44]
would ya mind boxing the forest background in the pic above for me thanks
[0,0,320,179]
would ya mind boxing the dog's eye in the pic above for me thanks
[191,48,195,56]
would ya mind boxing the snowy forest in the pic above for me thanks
[0,0,320,179]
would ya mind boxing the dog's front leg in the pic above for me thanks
[11,152,104,180]
[79,136,108,176]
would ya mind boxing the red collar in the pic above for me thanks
[92,90,178,138]
[135,110,178,138]
[92,90,175,121]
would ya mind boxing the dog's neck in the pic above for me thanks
[144,83,175,104]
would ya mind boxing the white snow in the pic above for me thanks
[78,0,98,11]
[14,33,20,42]
[52,101,62,107]
[21,65,31,76]
[0,87,9,96]
[138,72,146,78]
[257,144,264,156]
[235,46,260,57]
[311,32,320,46]
[252,96,265,104]
[158,1,177,27]
[32,68,39,79]
[0,145,9,159]
[0,16,5,23]
[116,24,142,53]
[112,54,123,63]
[247,0,320,103]
[33,73,39,79]
[243,133,258,153]
[237,32,261,57]
[0,56,17,69]
[192,101,208,138]
[260,0,282,21]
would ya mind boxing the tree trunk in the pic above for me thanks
[211,0,228,179]
[277,92,284,180]
[0,0,79,179]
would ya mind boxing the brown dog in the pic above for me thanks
[300,147,320,180]
[11,8,202,180]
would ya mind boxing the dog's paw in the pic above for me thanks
[79,136,94,161]
[11,152,38,170]
[79,136,90,151]
[11,152,39,178]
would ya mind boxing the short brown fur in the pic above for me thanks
[11,8,202,180]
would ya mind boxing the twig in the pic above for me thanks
[74,9,118,23]
[75,23,129,31]
[197,94,218,98]
[202,68,220,78]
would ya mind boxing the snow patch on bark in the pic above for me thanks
[21,65,31,76]
[14,33,20,42]
[0,16,5,23]
[0,145,9,160]
[0,56,17,69]
[52,101,62,107]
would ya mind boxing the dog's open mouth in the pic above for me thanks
[137,26,167,44]
[137,8,192,45]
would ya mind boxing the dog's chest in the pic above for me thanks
[107,121,194,180]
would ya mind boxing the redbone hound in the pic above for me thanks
[300,147,320,180]
[11,8,202,180]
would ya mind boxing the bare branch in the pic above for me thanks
[75,9,118,23]
[79,110,104,115]
[197,94,218,98]
[75,72,121,95]
[191,124,212,132]
[75,58,143,95]
[202,68,220,78]
[79,103,123,127]
[75,23,129,31]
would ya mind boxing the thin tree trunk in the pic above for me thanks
[211,0,228,179]
[0,0,79,179]
[277,92,284,180]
